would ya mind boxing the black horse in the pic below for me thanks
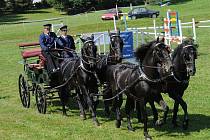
[95,30,124,116]
[145,38,198,129]
[59,35,100,126]
[105,38,172,140]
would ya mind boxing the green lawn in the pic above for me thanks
[1,0,210,139]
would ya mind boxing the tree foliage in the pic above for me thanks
[3,0,33,13]
[47,0,144,15]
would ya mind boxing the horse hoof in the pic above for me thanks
[144,134,152,140]
[94,120,100,126]
[80,114,86,120]
[127,126,135,132]
[63,113,67,116]
[104,111,110,118]
[138,119,143,124]
[173,123,179,128]
[154,120,164,127]
[145,137,152,140]
[115,120,121,128]
[182,121,188,130]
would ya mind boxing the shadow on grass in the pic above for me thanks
[171,0,193,5]
[20,10,50,15]
[0,14,26,24]
[154,113,210,137]
[0,95,10,100]
[0,9,50,24]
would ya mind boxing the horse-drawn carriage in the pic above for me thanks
[17,32,197,140]
[18,42,61,114]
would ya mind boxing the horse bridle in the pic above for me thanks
[182,45,197,65]
[81,40,99,65]
[141,42,171,70]
[172,44,197,82]
[108,35,122,59]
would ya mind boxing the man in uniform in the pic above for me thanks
[39,24,59,75]
[57,25,76,58]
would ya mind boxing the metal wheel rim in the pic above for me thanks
[18,74,30,108]
[35,85,46,114]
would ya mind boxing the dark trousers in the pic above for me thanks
[42,51,59,74]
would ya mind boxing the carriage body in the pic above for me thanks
[18,42,58,114]
[18,42,49,85]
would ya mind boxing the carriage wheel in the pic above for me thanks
[18,74,30,108]
[35,84,47,114]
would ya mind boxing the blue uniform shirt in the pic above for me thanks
[39,32,57,51]
[57,35,75,50]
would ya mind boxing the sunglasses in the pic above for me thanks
[44,28,50,30]
[61,30,67,32]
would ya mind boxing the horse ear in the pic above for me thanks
[91,34,94,41]
[117,28,120,35]
[156,36,160,42]
[161,37,165,43]
[108,29,111,36]
[80,37,85,43]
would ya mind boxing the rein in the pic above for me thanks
[100,65,172,101]
[50,58,80,89]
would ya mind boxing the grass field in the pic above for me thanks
[1,0,210,139]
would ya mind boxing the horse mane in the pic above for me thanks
[135,40,156,62]
[121,62,138,69]
[96,55,107,70]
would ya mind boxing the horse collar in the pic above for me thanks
[183,45,193,49]
[80,60,95,74]
[172,72,189,83]
[84,40,93,45]
[138,66,171,83]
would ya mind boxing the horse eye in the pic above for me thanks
[184,54,190,60]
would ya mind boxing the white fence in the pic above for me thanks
[127,18,210,47]
[74,31,111,54]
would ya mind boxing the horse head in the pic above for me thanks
[80,34,97,70]
[181,38,198,76]
[108,29,123,63]
[136,37,173,78]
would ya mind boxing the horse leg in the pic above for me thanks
[81,85,100,126]
[149,100,159,126]
[154,92,169,125]
[139,99,152,140]
[176,95,189,130]
[59,88,67,116]
[172,100,179,127]
[159,100,169,124]
[125,96,134,131]
[103,87,112,117]
[137,102,143,123]
[113,94,122,128]
[76,88,86,120]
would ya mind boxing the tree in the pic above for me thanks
[5,0,33,12]
[0,0,6,15]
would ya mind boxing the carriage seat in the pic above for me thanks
[21,48,42,59]
[18,42,46,70]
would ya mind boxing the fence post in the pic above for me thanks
[141,31,145,45]
[179,20,183,43]
[136,30,139,48]
[103,33,106,54]
[52,24,54,32]
[192,18,197,42]
[153,19,157,39]
[98,34,101,54]
[113,16,117,31]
